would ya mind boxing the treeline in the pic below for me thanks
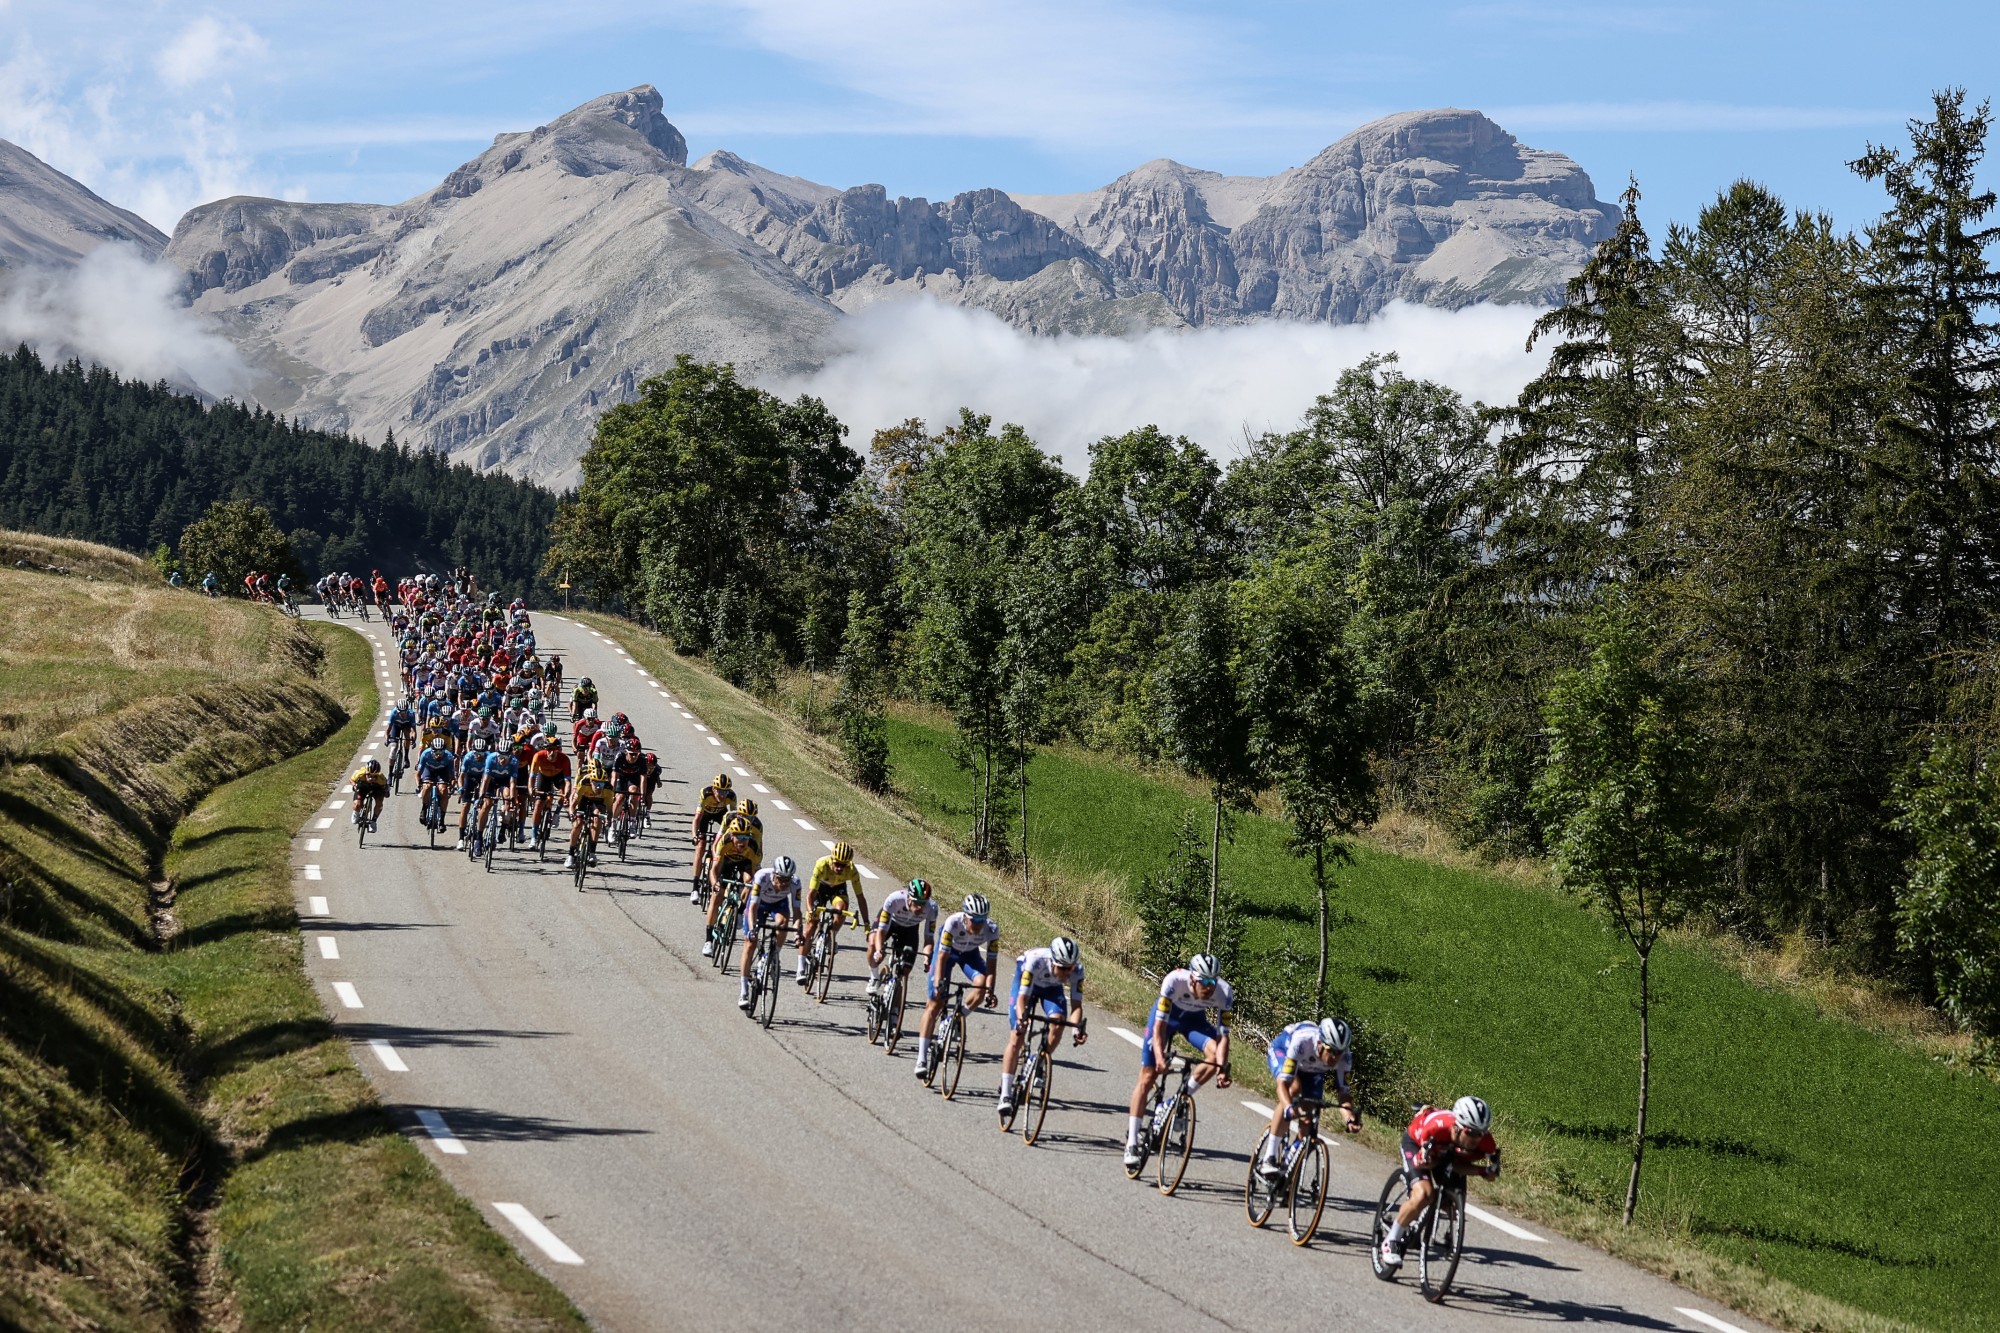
[554,92,2000,1045]
[0,347,558,594]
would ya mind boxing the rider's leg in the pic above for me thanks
[1388,1174,1434,1252]
[1128,1025,1167,1154]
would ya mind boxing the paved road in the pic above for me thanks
[295,610,1770,1333]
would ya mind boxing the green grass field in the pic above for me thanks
[884,710,2000,1333]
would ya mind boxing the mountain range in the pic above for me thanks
[0,86,1615,484]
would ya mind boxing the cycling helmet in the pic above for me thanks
[1452,1095,1492,1134]
[740,798,758,817]
[773,855,797,879]
[580,676,593,687]
[612,711,627,726]
[365,758,381,772]
[429,737,446,750]
[963,893,990,919]
[583,707,598,719]
[546,735,563,749]
[1049,936,1080,967]
[470,736,488,751]
[713,772,731,788]
[478,707,493,719]
[1188,952,1220,983]
[1317,1017,1352,1054]
[622,738,640,752]
[831,841,854,863]
[905,877,932,903]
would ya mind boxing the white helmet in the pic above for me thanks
[1317,1017,1352,1054]
[1188,952,1220,983]
[1452,1095,1492,1134]
[773,855,797,878]
[1048,936,1080,967]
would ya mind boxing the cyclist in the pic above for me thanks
[610,738,646,829]
[1125,952,1233,1172]
[999,936,1088,1119]
[701,800,764,954]
[565,749,613,870]
[472,738,517,850]
[349,758,388,831]
[867,877,937,998]
[1256,1017,1361,1183]
[415,736,456,829]
[914,893,999,1080]
[504,740,533,838]
[546,653,564,697]
[385,696,418,764]
[573,705,602,753]
[640,749,662,823]
[201,570,220,598]
[796,843,867,983]
[528,734,571,835]
[453,737,490,849]
[737,855,803,1010]
[571,675,597,718]
[690,771,737,890]
[1380,1097,1500,1270]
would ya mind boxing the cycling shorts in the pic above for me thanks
[694,808,727,839]
[613,775,642,794]
[809,885,849,912]
[352,782,387,800]
[1009,959,1068,1029]
[1400,1134,1462,1186]
[715,854,753,883]
[930,948,992,999]
[746,899,793,934]
[575,795,608,817]
[531,773,565,796]
[877,921,921,967]
[1143,1011,1221,1067]
[456,774,483,796]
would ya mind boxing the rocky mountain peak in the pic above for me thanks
[0,140,166,268]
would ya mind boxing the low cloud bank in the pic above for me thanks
[780,298,1551,467]
[0,244,249,398]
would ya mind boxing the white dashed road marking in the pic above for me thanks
[328,800,346,809]
[370,1040,409,1072]
[772,800,792,811]
[795,818,816,831]
[316,818,334,829]
[418,1109,467,1155]
[1677,1311,1751,1333]
[1465,1205,1544,1242]
[733,767,748,777]
[707,737,720,746]
[1109,1026,1144,1047]
[304,865,323,880]
[317,936,339,960]
[332,982,364,1009]
[752,784,770,793]
[1241,1100,1275,1116]
[495,1203,583,1264]
[856,864,879,880]
[307,896,330,916]
[306,838,322,851]
[721,753,735,761]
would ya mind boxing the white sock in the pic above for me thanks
[740,979,750,999]
[1000,1073,1015,1097]
[916,1039,931,1063]
[1127,1115,1143,1146]
[1262,1138,1283,1163]
[1387,1222,1406,1245]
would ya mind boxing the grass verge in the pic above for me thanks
[0,546,584,1331]
[577,610,1965,1333]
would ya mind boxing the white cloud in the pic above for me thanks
[155,15,268,91]
[0,246,250,398]
[1492,101,1901,133]
[777,299,1548,469]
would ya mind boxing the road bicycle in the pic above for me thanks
[689,831,713,905]
[532,793,560,861]
[864,945,918,1054]
[919,977,979,1098]
[707,878,750,970]
[421,785,446,848]
[1127,1056,1221,1195]
[799,902,851,1004]
[742,911,788,1029]
[387,742,409,794]
[353,795,379,848]
[611,802,639,862]
[280,592,301,619]
[1246,1098,1330,1245]
[995,1012,1074,1144]
[1371,1154,1468,1302]
[573,806,605,891]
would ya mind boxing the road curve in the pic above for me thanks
[295,610,1773,1333]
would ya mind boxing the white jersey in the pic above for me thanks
[876,889,938,934]
[937,910,999,954]
[1155,969,1234,1032]
[751,867,801,911]
[1271,1020,1353,1092]
[1017,947,1085,1004]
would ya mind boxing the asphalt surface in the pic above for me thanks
[295,609,1774,1333]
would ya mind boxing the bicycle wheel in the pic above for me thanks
[427,795,440,848]
[883,974,906,1056]
[757,936,780,1029]
[1288,1137,1329,1246]
[615,815,628,862]
[864,986,885,1045]
[1156,1090,1196,1196]
[1370,1170,1411,1282]
[1244,1133,1280,1227]
[1419,1187,1466,1303]
[484,809,499,873]
[573,829,591,890]
[940,1007,967,1099]
[356,808,368,848]
[1125,1090,1156,1179]
[1022,1044,1054,1145]
[813,932,836,1004]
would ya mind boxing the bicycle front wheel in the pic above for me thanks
[1288,1137,1329,1245]
[1419,1187,1466,1303]
[814,934,836,1004]
[1370,1170,1411,1282]
[757,938,780,1029]
[883,975,906,1056]
[939,1009,967,1099]
[1244,1133,1279,1227]
[864,987,885,1045]
[1156,1092,1196,1195]
[1022,1045,1053,1145]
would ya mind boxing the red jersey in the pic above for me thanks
[1405,1108,1497,1165]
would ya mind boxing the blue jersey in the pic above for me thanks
[484,750,519,784]
[457,752,487,784]
[416,748,456,783]
[386,706,416,737]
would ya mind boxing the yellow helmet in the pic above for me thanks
[831,842,854,864]
[712,772,731,789]
[739,798,758,817]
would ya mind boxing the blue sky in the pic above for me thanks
[3,1,1991,242]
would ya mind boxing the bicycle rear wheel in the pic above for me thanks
[1370,1170,1411,1282]
[757,936,780,1029]
[1022,1044,1053,1145]
[883,974,907,1056]
[864,987,885,1045]
[573,827,592,890]
[427,796,440,848]
[1244,1132,1280,1227]
[1288,1137,1329,1245]
[356,808,368,848]
[940,1007,967,1099]
[1419,1187,1466,1302]
[484,809,498,873]
[1156,1091,1196,1195]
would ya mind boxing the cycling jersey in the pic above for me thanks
[386,707,416,737]
[748,867,801,913]
[1267,1020,1353,1096]
[809,855,860,905]
[349,767,388,793]
[1403,1108,1498,1176]
[1010,947,1084,1028]
[698,783,736,814]
[415,749,456,784]
[875,890,938,936]
[1154,969,1235,1031]
[528,748,571,781]
[456,752,487,791]
[573,759,611,802]
[718,813,763,862]
[936,910,999,956]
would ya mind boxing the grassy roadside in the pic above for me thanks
[0,539,584,1332]
[575,610,1950,1333]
